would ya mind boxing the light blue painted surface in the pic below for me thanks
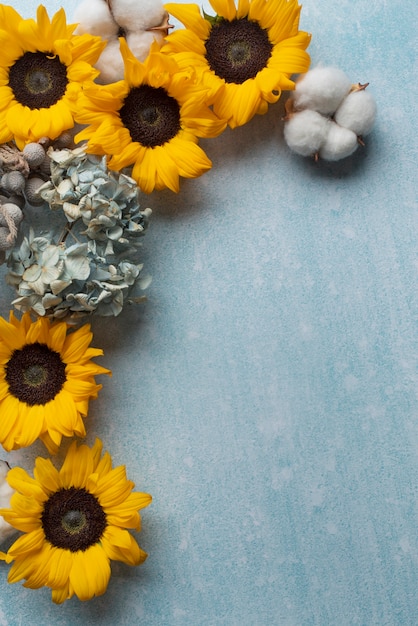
[0,0,417,624]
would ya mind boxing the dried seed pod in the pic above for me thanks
[0,226,13,249]
[22,142,46,168]
[7,194,25,210]
[39,154,51,177]
[53,132,73,149]
[25,176,46,205]
[38,137,51,148]
[0,202,23,226]
[1,170,26,194]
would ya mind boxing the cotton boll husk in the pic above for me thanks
[0,460,16,542]
[95,39,125,84]
[284,110,330,157]
[126,31,164,62]
[73,0,119,38]
[319,122,358,161]
[111,0,167,31]
[334,89,377,137]
[294,67,352,115]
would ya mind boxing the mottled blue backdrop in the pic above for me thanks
[0,0,417,624]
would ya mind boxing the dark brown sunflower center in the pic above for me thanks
[5,342,66,406]
[8,51,68,110]
[42,487,107,552]
[119,85,181,147]
[205,18,273,84]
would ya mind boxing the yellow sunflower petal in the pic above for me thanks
[237,0,251,18]
[215,81,262,128]
[47,320,68,353]
[34,457,61,494]
[52,581,72,604]
[162,30,207,56]
[69,545,111,601]
[59,440,94,487]
[211,0,238,19]
[90,438,104,470]
[163,138,213,179]
[15,404,45,449]
[46,547,74,588]
[93,470,135,508]
[6,467,46,499]
[60,324,94,363]
[0,395,22,450]
[39,430,61,456]
[102,526,147,566]
[133,146,180,193]
[0,315,25,350]
[165,3,211,39]
[106,492,152,528]
[7,528,45,558]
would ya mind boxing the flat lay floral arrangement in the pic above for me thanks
[0,0,376,605]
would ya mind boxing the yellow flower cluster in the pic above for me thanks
[0,310,151,604]
[0,1,310,193]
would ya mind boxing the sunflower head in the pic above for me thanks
[163,0,311,128]
[0,311,110,454]
[0,438,152,603]
[0,5,106,148]
[75,39,227,193]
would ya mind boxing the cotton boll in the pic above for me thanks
[0,460,16,543]
[293,66,352,115]
[334,89,377,137]
[284,110,330,157]
[73,0,119,39]
[111,0,167,32]
[319,122,358,161]
[95,39,125,84]
[126,31,164,62]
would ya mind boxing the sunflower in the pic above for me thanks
[0,438,152,603]
[163,0,311,128]
[0,5,106,149]
[75,39,227,193]
[0,311,110,454]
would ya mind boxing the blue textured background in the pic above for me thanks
[0,0,417,624]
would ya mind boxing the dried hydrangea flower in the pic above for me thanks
[6,147,151,319]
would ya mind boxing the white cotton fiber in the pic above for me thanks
[284,110,329,157]
[126,31,164,62]
[73,0,119,39]
[111,0,167,32]
[319,123,358,161]
[0,460,16,543]
[293,67,352,115]
[334,89,377,137]
[94,39,125,83]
